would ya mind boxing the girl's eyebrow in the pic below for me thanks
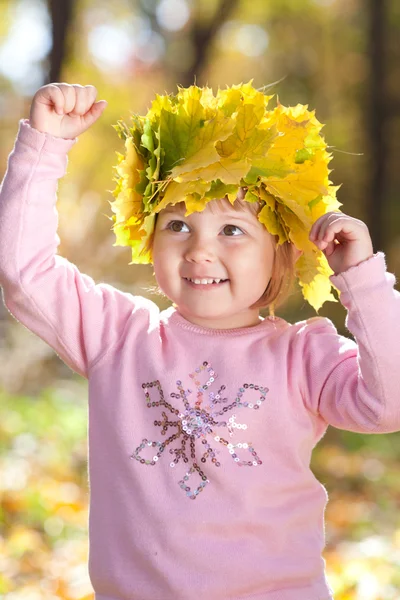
[218,213,257,224]
[159,207,186,216]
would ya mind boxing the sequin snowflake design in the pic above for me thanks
[130,361,269,500]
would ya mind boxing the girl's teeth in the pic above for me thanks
[189,278,222,284]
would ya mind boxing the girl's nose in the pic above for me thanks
[184,237,216,263]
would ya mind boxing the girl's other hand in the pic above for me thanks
[29,83,107,139]
[309,211,374,275]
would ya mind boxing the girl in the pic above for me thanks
[0,82,399,600]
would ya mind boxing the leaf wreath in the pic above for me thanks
[110,80,342,312]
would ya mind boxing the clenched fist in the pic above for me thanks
[29,83,107,139]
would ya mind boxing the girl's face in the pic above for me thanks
[152,199,276,329]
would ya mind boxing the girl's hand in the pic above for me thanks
[29,83,107,139]
[309,211,374,275]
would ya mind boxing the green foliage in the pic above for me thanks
[0,386,92,599]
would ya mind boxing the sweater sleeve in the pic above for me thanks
[298,252,400,433]
[0,120,155,379]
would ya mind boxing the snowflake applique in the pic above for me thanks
[130,361,269,500]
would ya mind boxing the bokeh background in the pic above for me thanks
[1,0,400,598]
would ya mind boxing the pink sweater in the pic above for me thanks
[1,120,400,600]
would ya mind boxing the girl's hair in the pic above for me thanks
[141,193,299,317]
[250,238,298,316]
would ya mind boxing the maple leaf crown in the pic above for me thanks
[110,80,342,312]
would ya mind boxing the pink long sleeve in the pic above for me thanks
[0,120,158,379]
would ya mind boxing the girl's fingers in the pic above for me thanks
[67,84,86,115]
[54,83,75,115]
[318,218,341,241]
[69,84,96,116]
[309,214,329,240]
[318,214,346,240]
[37,83,66,115]
[324,217,361,242]
[35,82,101,117]
[53,83,88,116]
[81,100,108,128]
[84,85,99,114]
[62,84,81,115]
[81,86,101,117]
[310,212,346,244]
[322,240,334,256]
[67,85,100,118]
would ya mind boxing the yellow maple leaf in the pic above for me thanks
[154,179,212,213]
[296,251,337,312]
[258,203,289,244]
[175,158,250,184]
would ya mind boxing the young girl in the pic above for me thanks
[0,82,399,600]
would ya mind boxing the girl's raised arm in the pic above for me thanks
[0,84,156,379]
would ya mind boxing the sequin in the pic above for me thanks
[131,364,268,499]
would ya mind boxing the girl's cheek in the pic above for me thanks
[228,240,255,258]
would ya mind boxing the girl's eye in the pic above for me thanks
[167,220,189,233]
[166,221,244,236]
[222,224,244,236]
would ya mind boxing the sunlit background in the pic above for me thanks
[1,0,400,598]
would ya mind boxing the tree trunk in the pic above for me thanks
[366,0,387,252]
[180,0,240,87]
[46,0,75,83]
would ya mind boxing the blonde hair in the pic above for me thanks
[141,193,299,316]
[251,239,298,316]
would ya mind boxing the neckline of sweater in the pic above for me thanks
[163,307,284,337]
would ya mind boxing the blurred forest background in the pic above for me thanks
[0,0,400,598]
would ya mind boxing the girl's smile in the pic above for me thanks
[183,277,230,290]
[152,198,276,330]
